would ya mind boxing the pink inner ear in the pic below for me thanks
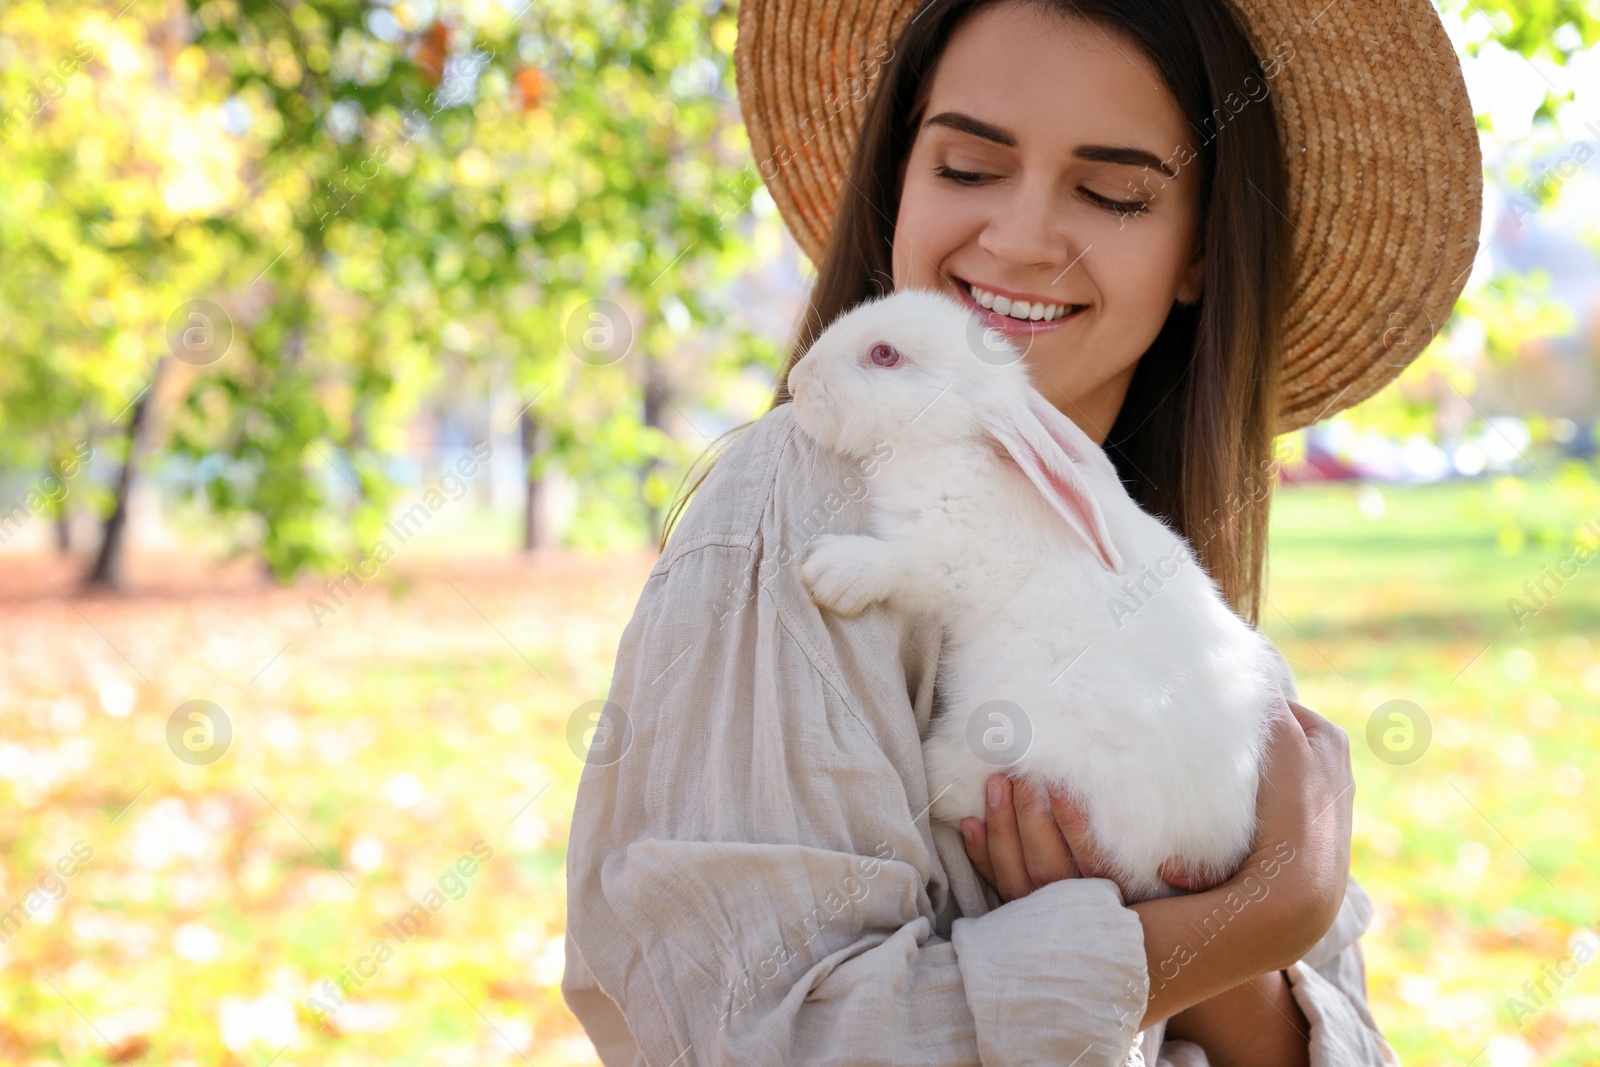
[985,428,1126,575]
[1026,390,1120,483]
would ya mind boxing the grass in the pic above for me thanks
[0,469,1595,1065]
[1262,472,1600,1065]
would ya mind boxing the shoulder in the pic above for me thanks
[655,402,891,576]
[654,402,802,566]
[641,403,928,715]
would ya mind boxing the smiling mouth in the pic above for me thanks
[953,277,1088,327]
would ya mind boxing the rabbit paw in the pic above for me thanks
[921,735,988,824]
[801,534,895,617]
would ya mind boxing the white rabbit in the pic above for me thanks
[789,288,1292,904]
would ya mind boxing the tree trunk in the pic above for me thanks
[54,510,71,553]
[520,406,544,552]
[86,358,169,590]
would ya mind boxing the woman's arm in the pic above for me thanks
[1162,879,1401,1067]
[1159,879,1402,1067]
[1163,969,1311,1065]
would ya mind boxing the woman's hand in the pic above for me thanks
[959,775,1095,901]
[958,775,1227,903]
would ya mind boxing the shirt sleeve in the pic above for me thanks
[1282,878,1404,1067]
[562,535,1153,1067]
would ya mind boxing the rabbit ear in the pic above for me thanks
[1025,389,1123,485]
[980,393,1124,574]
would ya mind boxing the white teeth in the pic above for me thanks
[966,281,1078,322]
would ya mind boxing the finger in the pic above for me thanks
[1264,697,1308,743]
[1256,698,1313,799]
[1045,783,1116,882]
[1013,778,1076,887]
[960,817,997,888]
[1283,699,1352,773]
[1289,699,1351,755]
[1283,698,1321,733]
[983,775,1036,901]
[1158,856,1228,893]
[1283,699,1345,753]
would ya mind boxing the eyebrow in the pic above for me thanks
[922,110,1179,179]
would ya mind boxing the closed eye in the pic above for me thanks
[933,164,1149,216]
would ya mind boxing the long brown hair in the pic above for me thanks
[663,0,1290,625]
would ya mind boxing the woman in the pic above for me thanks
[564,0,1480,1063]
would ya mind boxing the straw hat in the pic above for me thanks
[735,0,1483,434]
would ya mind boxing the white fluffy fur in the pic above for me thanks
[789,289,1288,903]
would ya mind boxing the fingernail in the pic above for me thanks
[987,778,1003,810]
[960,821,975,847]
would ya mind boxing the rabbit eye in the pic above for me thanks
[868,342,902,368]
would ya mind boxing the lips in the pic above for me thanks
[952,276,1088,332]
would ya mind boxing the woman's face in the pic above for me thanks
[892,1,1204,444]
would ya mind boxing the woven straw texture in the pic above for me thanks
[735,0,1484,433]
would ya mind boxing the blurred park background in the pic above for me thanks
[1,0,1598,1064]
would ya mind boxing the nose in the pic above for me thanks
[976,173,1077,274]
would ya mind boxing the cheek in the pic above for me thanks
[1029,220,1191,393]
[1094,219,1195,313]
[893,171,976,289]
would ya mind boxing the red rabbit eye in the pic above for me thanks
[868,342,902,368]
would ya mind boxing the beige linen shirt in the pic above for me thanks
[563,401,1402,1067]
